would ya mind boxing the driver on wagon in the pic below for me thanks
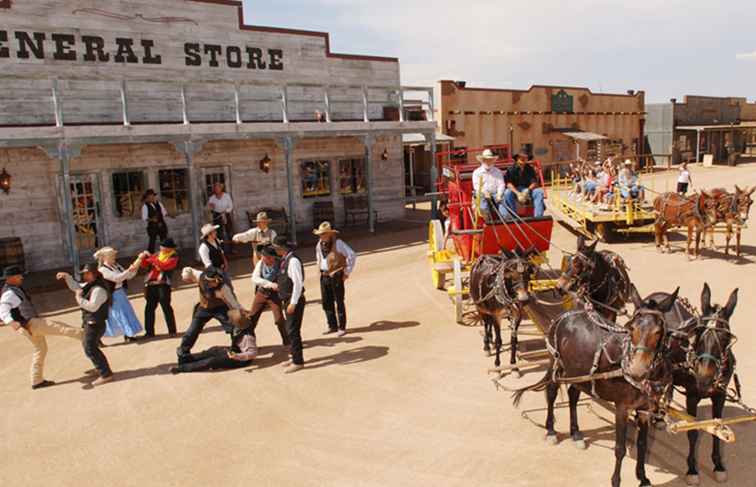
[472,149,507,220]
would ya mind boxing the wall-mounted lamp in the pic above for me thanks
[0,168,10,194]
[259,153,272,173]
[381,148,389,160]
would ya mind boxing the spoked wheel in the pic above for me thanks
[460,309,482,327]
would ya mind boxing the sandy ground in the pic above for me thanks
[1,164,756,487]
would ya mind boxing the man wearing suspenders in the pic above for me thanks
[272,236,306,373]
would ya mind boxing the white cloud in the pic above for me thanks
[736,51,756,60]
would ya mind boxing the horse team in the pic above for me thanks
[471,236,743,487]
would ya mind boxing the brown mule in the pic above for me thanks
[704,186,755,257]
[653,192,715,259]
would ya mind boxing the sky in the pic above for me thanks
[242,0,756,103]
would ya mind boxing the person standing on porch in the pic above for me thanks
[141,238,179,338]
[94,247,144,343]
[208,183,234,255]
[314,222,356,337]
[58,263,114,386]
[1,266,84,390]
[272,236,306,374]
[141,189,169,254]
[232,211,277,268]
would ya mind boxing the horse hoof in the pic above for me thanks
[511,368,522,379]
[544,434,558,446]
[573,439,587,450]
[685,474,700,486]
[714,471,728,483]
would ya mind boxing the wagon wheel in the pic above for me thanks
[453,257,466,324]
[459,307,483,327]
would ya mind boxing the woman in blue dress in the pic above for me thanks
[94,247,144,343]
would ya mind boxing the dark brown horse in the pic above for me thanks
[654,192,715,259]
[556,236,631,321]
[470,249,537,368]
[513,287,679,487]
[704,186,754,257]
[646,284,739,485]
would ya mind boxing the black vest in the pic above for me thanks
[2,284,37,325]
[80,281,111,327]
[146,202,165,225]
[277,252,305,303]
[201,239,225,268]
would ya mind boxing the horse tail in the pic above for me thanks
[511,368,553,408]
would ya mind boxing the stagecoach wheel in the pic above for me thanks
[595,223,615,243]
[453,257,465,324]
[461,309,482,327]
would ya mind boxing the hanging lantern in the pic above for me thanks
[0,168,10,194]
[259,153,272,173]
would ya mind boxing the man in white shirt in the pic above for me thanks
[232,211,278,268]
[1,265,83,389]
[471,149,507,219]
[313,222,356,337]
[272,236,306,373]
[208,183,234,254]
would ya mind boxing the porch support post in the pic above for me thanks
[696,129,702,164]
[45,142,81,273]
[425,131,438,218]
[282,136,297,244]
[175,140,203,256]
[363,134,376,233]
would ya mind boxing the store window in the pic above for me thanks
[338,158,367,194]
[112,171,145,218]
[300,160,331,198]
[158,169,190,214]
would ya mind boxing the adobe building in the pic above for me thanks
[437,80,645,164]
[646,95,756,165]
[0,0,435,272]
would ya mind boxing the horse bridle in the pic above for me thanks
[684,308,737,391]
[561,251,597,292]
[621,308,673,400]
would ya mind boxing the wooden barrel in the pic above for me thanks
[0,237,25,271]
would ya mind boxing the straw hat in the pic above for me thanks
[201,223,220,238]
[476,149,498,164]
[255,211,271,223]
[624,159,633,166]
[93,246,117,262]
[313,221,339,236]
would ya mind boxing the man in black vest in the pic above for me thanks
[58,263,114,386]
[142,189,169,254]
[272,236,306,373]
[1,265,84,389]
[176,266,242,362]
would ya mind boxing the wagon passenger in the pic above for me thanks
[618,160,644,201]
[504,153,545,218]
[472,149,507,220]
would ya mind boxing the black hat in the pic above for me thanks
[160,238,177,249]
[142,189,157,201]
[204,267,222,280]
[260,245,277,258]
[272,235,295,251]
[1,265,25,279]
[79,262,100,275]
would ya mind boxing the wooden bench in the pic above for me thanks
[344,194,378,226]
[247,207,289,238]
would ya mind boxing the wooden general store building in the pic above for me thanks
[0,0,436,272]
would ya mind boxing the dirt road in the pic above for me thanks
[1,164,755,487]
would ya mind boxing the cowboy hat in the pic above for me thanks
[476,149,498,163]
[255,211,270,223]
[313,221,339,236]
[260,245,278,258]
[201,223,220,238]
[160,238,177,249]
[93,247,117,261]
[142,189,157,201]
[623,159,633,166]
[79,262,100,276]
[272,235,295,251]
[1,265,25,280]
[515,152,529,161]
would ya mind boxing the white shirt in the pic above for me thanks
[232,227,277,245]
[208,193,233,214]
[184,268,242,310]
[315,239,356,275]
[251,260,277,289]
[472,164,506,198]
[285,253,304,305]
[99,264,137,290]
[0,289,22,325]
[678,169,691,184]
[64,275,108,313]
[198,239,223,268]
[141,201,168,222]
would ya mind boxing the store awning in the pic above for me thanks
[562,132,609,141]
[677,121,756,131]
[402,133,456,146]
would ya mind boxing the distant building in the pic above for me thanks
[437,80,645,164]
[646,96,756,165]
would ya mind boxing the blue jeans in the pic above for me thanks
[479,196,508,220]
[504,187,545,218]
[621,185,641,199]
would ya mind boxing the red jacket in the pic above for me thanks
[142,253,179,286]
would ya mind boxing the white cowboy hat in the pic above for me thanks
[93,247,117,262]
[624,159,633,166]
[255,211,270,223]
[313,221,339,236]
[201,223,220,238]
[476,149,498,163]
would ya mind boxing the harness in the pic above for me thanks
[562,250,630,316]
[472,256,531,308]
